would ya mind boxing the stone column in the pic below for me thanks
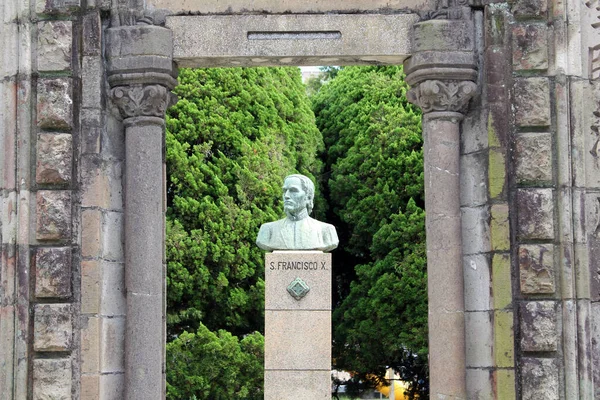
[106,20,176,400]
[404,8,478,399]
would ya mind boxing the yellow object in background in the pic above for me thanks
[375,380,411,400]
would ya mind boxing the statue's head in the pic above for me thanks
[283,174,315,215]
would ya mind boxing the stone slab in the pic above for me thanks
[167,14,419,67]
[520,301,558,352]
[519,244,555,294]
[36,190,72,241]
[33,303,72,351]
[151,0,432,15]
[36,133,72,184]
[37,21,72,72]
[35,247,71,298]
[33,358,72,400]
[264,370,330,400]
[521,357,559,400]
[265,310,330,370]
[265,251,330,310]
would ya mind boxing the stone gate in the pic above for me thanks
[1,0,599,398]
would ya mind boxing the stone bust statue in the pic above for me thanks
[256,174,339,252]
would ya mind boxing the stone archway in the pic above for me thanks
[1,0,599,399]
[105,6,477,399]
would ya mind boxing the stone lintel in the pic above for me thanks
[149,0,433,16]
[166,14,418,68]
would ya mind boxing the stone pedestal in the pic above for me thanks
[264,251,331,400]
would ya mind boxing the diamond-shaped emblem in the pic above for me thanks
[287,277,310,300]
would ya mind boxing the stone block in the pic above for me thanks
[512,23,548,70]
[37,21,72,72]
[265,252,330,310]
[81,155,108,208]
[464,254,491,311]
[35,247,71,298]
[81,159,123,211]
[515,132,552,184]
[460,151,487,207]
[102,211,124,261]
[511,0,548,19]
[494,311,514,368]
[517,188,554,240]
[125,293,163,397]
[33,358,72,400]
[36,190,72,241]
[81,108,102,154]
[33,303,72,351]
[466,369,493,400]
[592,303,600,398]
[465,312,493,367]
[513,77,550,127]
[494,369,516,399]
[490,204,510,251]
[37,78,73,130]
[521,357,559,400]
[81,375,100,400]
[461,206,491,255]
[520,301,558,352]
[100,262,125,316]
[492,253,512,310]
[36,133,72,184]
[265,310,330,370]
[81,260,100,314]
[36,0,80,14]
[519,244,555,294]
[488,148,506,199]
[100,317,125,373]
[81,209,101,258]
[81,316,100,373]
[83,11,101,56]
[264,370,330,400]
[82,56,102,108]
[99,373,125,400]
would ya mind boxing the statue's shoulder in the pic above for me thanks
[308,217,335,230]
[258,218,285,233]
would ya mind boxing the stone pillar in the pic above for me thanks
[264,251,332,400]
[106,19,176,400]
[404,7,478,399]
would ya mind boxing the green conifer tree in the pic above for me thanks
[312,66,428,398]
[165,67,323,399]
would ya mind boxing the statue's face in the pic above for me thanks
[282,177,307,215]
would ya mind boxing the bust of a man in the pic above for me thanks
[256,174,339,252]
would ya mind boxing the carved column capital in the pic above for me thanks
[403,4,478,118]
[407,79,477,115]
[109,83,177,125]
[105,22,178,125]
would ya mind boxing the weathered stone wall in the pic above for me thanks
[2,0,600,398]
[1,0,127,398]
[459,0,600,398]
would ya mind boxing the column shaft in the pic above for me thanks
[124,122,165,400]
[423,114,466,399]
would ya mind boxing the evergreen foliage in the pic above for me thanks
[165,67,324,399]
[312,66,428,398]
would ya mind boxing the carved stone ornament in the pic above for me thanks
[407,80,477,114]
[110,84,173,120]
[421,0,471,20]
